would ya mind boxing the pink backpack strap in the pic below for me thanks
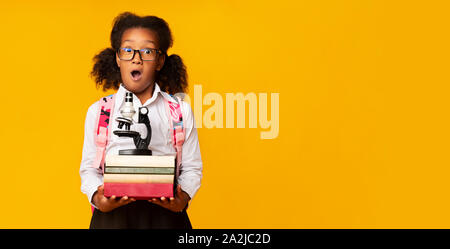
[164,96,185,180]
[91,94,116,171]
[90,94,115,213]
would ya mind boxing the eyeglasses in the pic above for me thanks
[117,47,162,61]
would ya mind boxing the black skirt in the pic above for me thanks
[89,200,192,229]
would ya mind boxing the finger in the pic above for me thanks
[118,197,134,207]
[160,197,170,205]
[97,185,104,194]
[110,195,116,201]
[169,197,175,201]
[118,196,129,204]
[123,198,134,205]
[176,185,183,198]
[154,197,169,206]
[124,197,135,203]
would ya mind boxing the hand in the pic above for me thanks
[92,185,136,213]
[148,185,190,213]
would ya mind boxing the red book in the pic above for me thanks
[104,183,174,199]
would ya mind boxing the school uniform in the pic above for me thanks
[79,82,203,229]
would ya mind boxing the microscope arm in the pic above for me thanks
[113,107,152,150]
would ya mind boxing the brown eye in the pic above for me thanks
[143,49,152,54]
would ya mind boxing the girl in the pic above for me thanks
[79,12,203,229]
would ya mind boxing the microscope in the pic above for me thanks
[113,92,152,155]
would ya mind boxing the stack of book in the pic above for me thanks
[103,154,176,199]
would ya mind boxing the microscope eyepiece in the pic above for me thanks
[125,92,133,102]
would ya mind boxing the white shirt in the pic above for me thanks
[79,83,203,207]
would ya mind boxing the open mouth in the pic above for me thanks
[130,70,142,81]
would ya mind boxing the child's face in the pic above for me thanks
[116,27,165,95]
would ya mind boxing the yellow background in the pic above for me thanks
[0,0,449,228]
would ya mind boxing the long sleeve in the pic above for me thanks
[177,100,203,200]
[79,101,103,208]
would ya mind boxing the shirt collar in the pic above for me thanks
[116,82,177,107]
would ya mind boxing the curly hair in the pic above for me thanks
[91,12,188,94]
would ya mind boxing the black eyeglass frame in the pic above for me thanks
[117,47,163,61]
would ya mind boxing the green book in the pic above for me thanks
[104,167,175,175]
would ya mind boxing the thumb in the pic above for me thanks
[97,185,104,194]
[176,185,182,196]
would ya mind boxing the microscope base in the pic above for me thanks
[118,149,152,155]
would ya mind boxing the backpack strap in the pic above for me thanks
[91,94,115,172]
[164,96,186,181]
